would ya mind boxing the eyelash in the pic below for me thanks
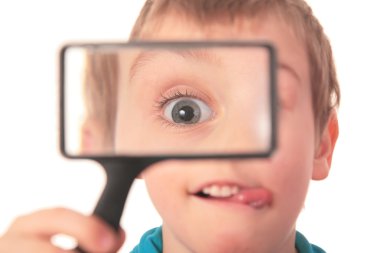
[155,89,198,109]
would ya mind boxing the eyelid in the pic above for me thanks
[156,89,198,108]
[155,86,214,110]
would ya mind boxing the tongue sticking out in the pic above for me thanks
[229,188,272,209]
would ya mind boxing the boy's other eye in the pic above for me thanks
[163,97,212,125]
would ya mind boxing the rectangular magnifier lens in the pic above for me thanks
[61,42,277,159]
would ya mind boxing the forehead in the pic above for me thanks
[139,13,310,87]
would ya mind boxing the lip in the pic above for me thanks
[189,180,273,209]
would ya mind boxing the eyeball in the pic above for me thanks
[163,97,212,125]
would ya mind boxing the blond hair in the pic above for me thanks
[130,0,340,133]
[83,52,118,147]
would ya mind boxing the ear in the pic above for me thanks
[80,118,105,154]
[312,110,339,180]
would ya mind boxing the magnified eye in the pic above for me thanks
[163,97,212,125]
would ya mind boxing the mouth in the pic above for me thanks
[194,183,272,209]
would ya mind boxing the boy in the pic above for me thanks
[0,0,340,252]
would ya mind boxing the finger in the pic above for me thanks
[114,227,126,251]
[7,208,119,252]
[0,236,75,253]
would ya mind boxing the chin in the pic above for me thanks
[188,228,269,253]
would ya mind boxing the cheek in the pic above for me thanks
[270,145,313,204]
[142,161,188,217]
[265,139,314,233]
[268,89,315,220]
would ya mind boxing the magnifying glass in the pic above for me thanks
[59,41,277,252]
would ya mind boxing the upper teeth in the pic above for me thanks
[202,185,240,198]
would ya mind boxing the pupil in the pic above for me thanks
[179,106,195,122]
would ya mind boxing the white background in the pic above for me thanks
[0,1,379,252]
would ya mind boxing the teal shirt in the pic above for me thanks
[131,227,325,253]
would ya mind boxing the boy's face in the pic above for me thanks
[114,13,336,253]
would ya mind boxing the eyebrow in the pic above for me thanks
[129,49,222,81]
[278,62,302,85]
[128,49,302,86]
